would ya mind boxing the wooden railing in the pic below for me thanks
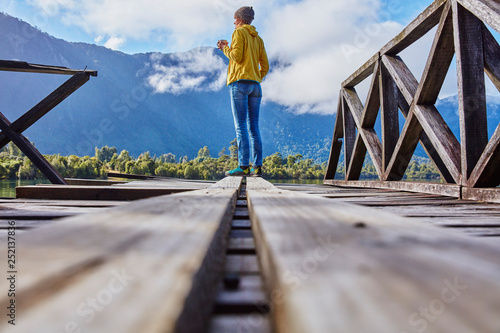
[0,60,97,184]
[324,0,500,202]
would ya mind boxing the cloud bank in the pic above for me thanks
[147,48,227,95]
[28,0,439,114]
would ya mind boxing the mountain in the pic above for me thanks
[0,13,334,161]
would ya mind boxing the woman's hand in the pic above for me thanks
[217,39,228,50]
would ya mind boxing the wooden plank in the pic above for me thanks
[380,0,447,55]
[324,179,461,197]
[453,1,488,183]
[214,275,268,313]
[342,53,379,88]
[0,60,97,76]
[313,191,437,199]
[225,255,261,274]
[351,199,466,207]
[413,104,461,183]
[228,237,255,252]
[247,177,500,333]
[462,187,500,203]
[209,314,271,333]
[324,96,344,180]
[346,134,366,180]
[360,60,381,128]
[16,185,196,201]
[482,25,500,91]
[0,112,67,185]
[0,220,54,228]
[0,198,124,207]
[324,140,342,180]
[458,0,500,34]
[410,217,500,227]
[0,177,242,332]
[380,62,400,170]
[64,178,128,186]
[0,73,91,149]
[107,171,158,180]
[343,96,356,179]
[415,2,455,105]
[377,205,500,216]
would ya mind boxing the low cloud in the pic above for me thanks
[146,48,227,95]
[103,35,125,50]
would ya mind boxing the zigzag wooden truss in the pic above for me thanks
[0,61,97,184]
[325,0,500,199]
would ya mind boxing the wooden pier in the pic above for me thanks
[1,176,500,332]
[0,0,499,332]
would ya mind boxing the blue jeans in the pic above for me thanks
[229,80,263,167]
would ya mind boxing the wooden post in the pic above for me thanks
[380,63,399,171]
[342,95,356,180]
[453,1,488,184]
[324,95,344,180]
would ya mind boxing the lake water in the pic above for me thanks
[0,179,51,198]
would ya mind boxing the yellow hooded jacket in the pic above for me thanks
[223,24,269,85]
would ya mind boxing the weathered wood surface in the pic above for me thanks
[209,314,271,333]
[0,60,97,76]
[0,177,242,332]
[114,179,211,189]
[16,184,198,201]
[324,179,461,197]
[64,178,129,186]
[462,187,500,204]
[458,0,500,34]
[453,0,488,184]
[247,178,500,333]
[0,112,68,185]
[0,198,125,207]
[380,0,447,55]
[327,0,500,189]
[108,171,215,184]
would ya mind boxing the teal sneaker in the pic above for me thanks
[250,166,262,177]
[225,166,250,176]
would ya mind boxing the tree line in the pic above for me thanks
[0,142,442,181]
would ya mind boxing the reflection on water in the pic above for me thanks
[0,179,51,198]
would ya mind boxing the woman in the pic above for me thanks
[218,6,269,177]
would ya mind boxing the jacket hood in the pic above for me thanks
[241,24,259,37]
